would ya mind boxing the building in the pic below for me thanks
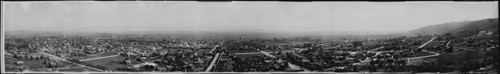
[15,61,24,65]
[122,60,133,65]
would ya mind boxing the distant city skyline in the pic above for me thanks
[3,2,498,33]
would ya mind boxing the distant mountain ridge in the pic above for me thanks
[409,18,498,36]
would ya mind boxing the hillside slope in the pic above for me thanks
[409,18,498,36]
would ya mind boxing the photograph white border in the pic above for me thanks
[0,1,496,74]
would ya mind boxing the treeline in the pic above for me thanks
[116,67,140,72]
[12,55,50,61]
[66,59,109,71]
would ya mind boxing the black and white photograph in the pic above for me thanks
[1,1,498,73]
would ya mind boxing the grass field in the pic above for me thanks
[233,54,268,60]
[411,51,436,57]
[69,52,118,60]
[413,36,433,41]
[363,41,381,47]
[84,56,129,70]
[261,48,295,52]
[422,41,445,48]
[58,67,101,72]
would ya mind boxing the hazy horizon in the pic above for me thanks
[3,2,498,33]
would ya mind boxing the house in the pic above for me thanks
[195,58,205,64]
[122,60,133,65]
[120,52,139,58]
[15,61,24,65]
[136,57,147,62]
[45,60,63,68]
[48,62,58,68]
[302,58,310,63]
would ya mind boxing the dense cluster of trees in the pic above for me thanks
[229,56,288,72]
[285,57,326,71]
[116,67,141,72]
[224,41,265,53]
[12,55,49,61]
[283,54,351,71]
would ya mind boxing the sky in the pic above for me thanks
[3,2,498,33]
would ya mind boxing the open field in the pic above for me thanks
[261,48,295,52]
[69,52,118,60]
[233,54,267,59]
[412,51,436,57]
[83,56,129,70]
[422,41,445,48]
[363,41,382,47]
[58,66,101,72]
[228,50,260,53]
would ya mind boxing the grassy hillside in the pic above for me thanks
[410,18,498,36]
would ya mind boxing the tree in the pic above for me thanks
[29,56,34,60]
[34,56,40,60]
[13,55,18,59]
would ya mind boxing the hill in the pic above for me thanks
[409,18,498,36]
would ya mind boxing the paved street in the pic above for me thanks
[80,55,120,61]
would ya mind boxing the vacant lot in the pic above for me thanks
[70,52,118,60]
[261,48,295,52]
[233,54,267,59]
[422,41,445,48]
[58,66,101,72]
[84,56,129,70]
[411,51,436,57]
